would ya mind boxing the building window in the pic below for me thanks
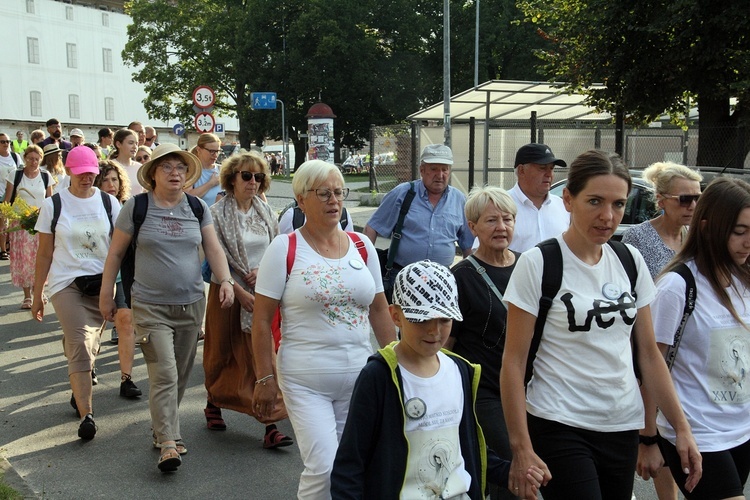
[102,48,113,73]
[65,6,73,20]
[30,91,42,117]
[27,37,39,64]
[26,0,35,14]
[102,12,109,27]
[104,97,114,121]
[66,43,77,69]
[69,94,80,119]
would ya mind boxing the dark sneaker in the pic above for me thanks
[120,378,142,398]
[110,327,119,345]
[91,368,98,386]
[78,413,97,440]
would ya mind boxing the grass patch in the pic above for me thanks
[0,473,22,500]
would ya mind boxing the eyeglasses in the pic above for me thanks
[238,171,266,182]
[202,147,221,156]
[135,155,150,162]
[0,140,9,145]
[159,162,188,174]
[663,193,700,207]
[145,137,155,142]
[308,188,349,202]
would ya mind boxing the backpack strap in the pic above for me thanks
[606,240,640,379]
[286,232,297,279]
[664,263,697,371]
[50,193,62,235]
[339,207,349,230]
[10,152,19,167]
[8,169,23,204]
[184,193,204,223]
[131,193,149,244]
[291,205,305,230]
[385,181,416,271]
[101,191,114,237]
[526,238,563,385]
[346,232,368,263]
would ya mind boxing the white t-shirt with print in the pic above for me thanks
[654,260,750,452]
[504,235,656,432]
[4,169,48,206]
[35,188,120,296]
[400,350,471,499]
[255,231,383,375]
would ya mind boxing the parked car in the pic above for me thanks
[550,171,658,240]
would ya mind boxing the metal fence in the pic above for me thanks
[367,119,750,193]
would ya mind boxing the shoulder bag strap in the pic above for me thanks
[286,232,297,280]
[346,232,368,263]
[385,181,416,271]
[664,263,697,371]
[50,193,62,235]
[466,255,505,304]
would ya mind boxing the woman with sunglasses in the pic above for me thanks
[646,177,750,499]
[202,152,293,448]
[252,160,396,498]
[135,145,151,165]
[185,133,222,205]
[623,162,703,278]
[623,164,702,499]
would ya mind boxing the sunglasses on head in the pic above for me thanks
[238,171,265,182]
[663,193,700,207]
[135,155,150,162]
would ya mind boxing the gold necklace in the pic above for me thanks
[306,229,341,269]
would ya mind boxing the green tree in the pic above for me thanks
[518,0,750,167]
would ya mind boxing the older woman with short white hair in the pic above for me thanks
[252,160,396,498]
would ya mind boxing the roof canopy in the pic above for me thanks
[408,80,612,122]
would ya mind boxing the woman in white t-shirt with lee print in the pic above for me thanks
[500,150,702,499]
[645,177,750,500]
[31,146,120,441]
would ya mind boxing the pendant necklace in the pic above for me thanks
[307,230,341,269]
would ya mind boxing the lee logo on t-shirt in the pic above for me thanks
[562,291,636,332]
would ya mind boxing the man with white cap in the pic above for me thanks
[62,129,85,165]
[508,143,569,253]
[365,144,473,271]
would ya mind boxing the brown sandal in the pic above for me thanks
[204,406,226,430]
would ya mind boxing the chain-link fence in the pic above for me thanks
[368,120,750,194]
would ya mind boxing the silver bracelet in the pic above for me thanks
[255,374,274,385]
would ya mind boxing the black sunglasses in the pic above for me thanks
[663,193,700,207]
[238,171,265,182]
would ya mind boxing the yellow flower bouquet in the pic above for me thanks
[0,197,41,235]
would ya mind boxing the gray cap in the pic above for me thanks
[420,144,453,165]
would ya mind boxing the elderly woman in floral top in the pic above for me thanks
[251,160,396,498]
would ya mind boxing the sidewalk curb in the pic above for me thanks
[0,456,38,499]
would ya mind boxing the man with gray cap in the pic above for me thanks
[365,144,473,270]
[508,143,569,252]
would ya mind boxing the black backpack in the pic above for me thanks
[121,193,204,307]
[525,238,639,385]
[8,168,50,204]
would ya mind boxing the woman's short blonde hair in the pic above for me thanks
[190,133,221,155]
[464,185,517,223]
[219,151,270,194]
[292,160,344,198]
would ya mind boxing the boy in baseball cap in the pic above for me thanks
[331,261,547,499]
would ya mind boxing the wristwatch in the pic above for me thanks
[221,277,235,286]
[638,434,659,446]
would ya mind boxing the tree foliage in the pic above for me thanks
[123,0,546,163]
[518,0,750,166]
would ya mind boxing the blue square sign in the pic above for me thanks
[251,92,277,110]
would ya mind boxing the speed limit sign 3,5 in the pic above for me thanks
[194,112,215,133]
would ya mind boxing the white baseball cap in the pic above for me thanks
[392,260,462,323]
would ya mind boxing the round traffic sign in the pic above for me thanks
[194,112,215,133]
[192,85,215,109]
[172,123,185,136]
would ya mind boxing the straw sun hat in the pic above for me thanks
[136,143,202,190]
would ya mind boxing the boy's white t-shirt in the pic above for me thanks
[654,261,750,452]
[254,231,383,375]
[399,350,471,499]
[35,188,120,296]
[504,236,656,432]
